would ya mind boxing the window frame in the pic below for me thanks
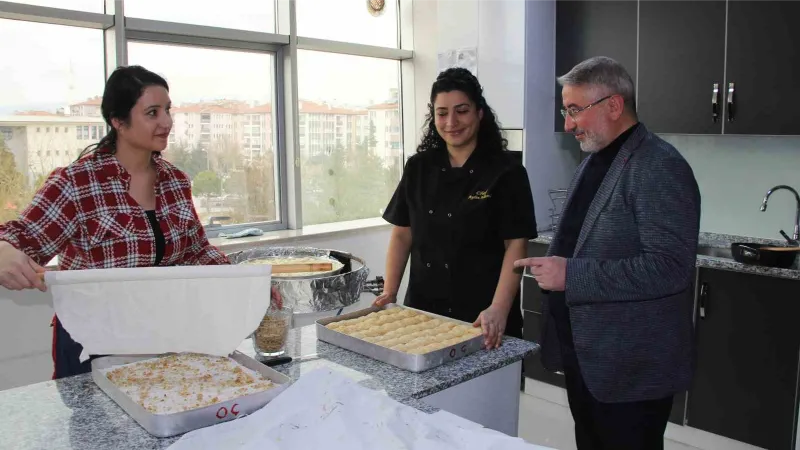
[0,0,415,238]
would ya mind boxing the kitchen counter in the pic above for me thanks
[0,325,538,450]
[531,232,800,281]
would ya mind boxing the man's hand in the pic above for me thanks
[514,256,567,291]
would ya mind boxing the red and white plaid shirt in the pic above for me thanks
[0,148,229,270]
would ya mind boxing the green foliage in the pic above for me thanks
[193,170,222,197]
[164,140,209,180]
[0,135,35,223]
[301,123,402,226]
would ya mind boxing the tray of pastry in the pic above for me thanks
[316,304,484,372]
[91,351,292,437]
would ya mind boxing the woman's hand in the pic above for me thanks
[373,292,398,307]
[0,241,47,292]
[473,304,509,349]
[270,286,283,309]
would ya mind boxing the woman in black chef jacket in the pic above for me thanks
[375,68,537,348]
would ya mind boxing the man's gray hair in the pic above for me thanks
[557,56,637,116]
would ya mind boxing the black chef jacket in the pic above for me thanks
[549,123,639,351]
[383,147,537,338]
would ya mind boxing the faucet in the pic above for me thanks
[760,185,800,245]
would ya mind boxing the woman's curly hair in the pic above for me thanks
[417,67,507,154]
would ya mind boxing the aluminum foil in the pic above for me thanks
[228,246,370,313]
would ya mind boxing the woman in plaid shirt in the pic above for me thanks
[0,66,231,378]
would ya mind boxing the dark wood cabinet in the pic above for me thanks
[555,0,800,135]
[523,310,565,388]
[687,268,800,450]
[554,0,638,132]
[522,242,562,386]
[522,242,548,312]
[723,1,800,135]
[637,1,727,134]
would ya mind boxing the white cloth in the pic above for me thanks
[46,265,271,361]
[168,367,557,450]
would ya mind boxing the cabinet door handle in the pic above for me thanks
[699,282,709,319]
[712,83,720,123]
[727,82,735,122]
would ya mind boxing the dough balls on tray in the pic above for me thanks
[326,308,482,355]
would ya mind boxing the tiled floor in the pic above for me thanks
[517,379,765,450]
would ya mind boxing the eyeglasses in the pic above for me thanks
[560,95,613,120]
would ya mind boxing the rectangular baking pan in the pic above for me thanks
[316,304,483,373]
[91,351,292,437]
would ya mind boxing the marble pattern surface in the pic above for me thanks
[530,232,800,281]
[0,325,538,450]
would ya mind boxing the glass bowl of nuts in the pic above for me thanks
[253,306,292,358]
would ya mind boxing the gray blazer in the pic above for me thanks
[541,124,701,403]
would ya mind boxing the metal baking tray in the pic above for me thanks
[91,351,292,438]
[316,304,483,373]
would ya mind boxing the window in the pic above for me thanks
[128,42,279,226]
[1,0,412,235]
[12,0,103,13]
[125,0,276,33]
[297,50,402,226]
[297,0,399,48]
[0,19,103,221]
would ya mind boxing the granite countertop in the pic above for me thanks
[0,325,538,450]
[530,232,800,281]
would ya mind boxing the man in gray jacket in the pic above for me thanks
[515,56,701,449]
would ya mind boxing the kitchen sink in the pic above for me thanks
[696,246,734,259]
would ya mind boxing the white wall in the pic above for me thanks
[412,0,439,146]
[0,226,399,391]
[661,134,800,240]
[476,0,525,130]
[413,0,527,139]
[522,0,581,232]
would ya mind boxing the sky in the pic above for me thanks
[0,0,400,114]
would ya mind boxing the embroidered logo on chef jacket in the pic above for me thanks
[467,190,491,200]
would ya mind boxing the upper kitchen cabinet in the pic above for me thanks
[554,0,638,132]
[637,1,727,134]
[724,1,800,135]
[555,0,800,135]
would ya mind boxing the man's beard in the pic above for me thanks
[574,127,609,153]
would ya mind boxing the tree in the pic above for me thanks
[192,170,221,214]
[208,135,243,175]
[0,135,32,223]
[244,151,277,222]
[300,128,398,226]
[164,140,208,180]
[366,119,378,151]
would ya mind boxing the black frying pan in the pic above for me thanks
[731,243,798,268]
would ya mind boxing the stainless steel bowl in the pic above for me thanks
[228,246,370,313]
